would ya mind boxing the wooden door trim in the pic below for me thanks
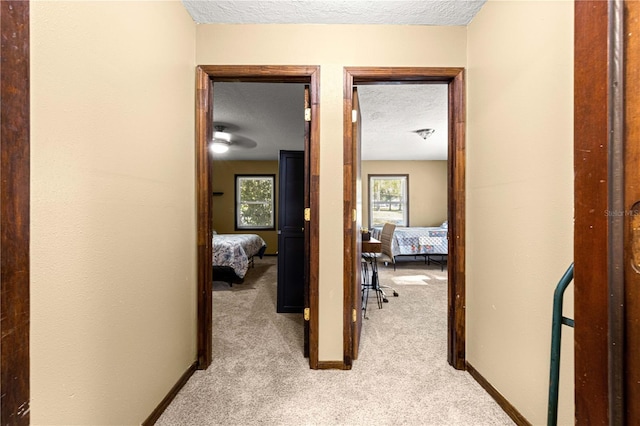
[624,1,640,422]
[343,67,466,369]
[1,1,31,423]
[195,65,321,369]
[343,70,356,368]
[574,2,611,423]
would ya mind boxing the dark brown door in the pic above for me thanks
[351,87,363,359]
[277,150,305,313]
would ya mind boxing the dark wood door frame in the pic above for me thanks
[343,67,466,369]
[195,65,321,369]
[575,1,640,423]
[1,1,31,423]
[574,1,618,423]
[623,1,640,422]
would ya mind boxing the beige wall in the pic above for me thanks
[211,160,279,254]
[467,1,574,424]
[27,3,575,423]
[30,1,196,424]
[361,161,448,229]
[197,24,467,360]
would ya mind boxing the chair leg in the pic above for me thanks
[375,286,384,308]
[361,260,370,319]
[370,262,384,307]
[379,259,399,298]
[362,285,370,319]
[379,283,399,298]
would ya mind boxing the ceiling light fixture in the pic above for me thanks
[211,125,232,154]
[414,128,435,140]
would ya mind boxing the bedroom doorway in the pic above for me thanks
[195,66,320,369]
[343,67,466,369]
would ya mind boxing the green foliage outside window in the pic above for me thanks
[236,176,274,229]
[369,175,408,227]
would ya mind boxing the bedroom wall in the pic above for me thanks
[211,160,279,254]
[466,1,574,424]
[361,160,448,229]
[196,24,467,361]
[30,1,196,424]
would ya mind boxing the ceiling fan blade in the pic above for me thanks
[231,135,258,150]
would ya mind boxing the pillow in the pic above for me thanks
[441,221,448,229]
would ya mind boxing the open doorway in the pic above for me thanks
[343,67,466,369]
[195,66,320,369]
[208,81,306,357]
[356,82,450,339]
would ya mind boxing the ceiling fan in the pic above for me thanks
[210,123,258,154]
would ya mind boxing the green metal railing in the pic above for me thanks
[547,263,574,426]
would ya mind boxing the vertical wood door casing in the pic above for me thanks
[342,67,466,370]
[574,2,610,423]
[342,72,354,367]
[196,67,213,369]
[349,87,363,362]
[624,0,640,422]
[0,1,31,423]
[447,70,466,369]
[303,85,311,358]
[196,66,320,369]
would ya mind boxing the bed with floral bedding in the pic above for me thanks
[212,233,267,284]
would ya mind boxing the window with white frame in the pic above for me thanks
[235,175,275,230]
[368,174,409,227]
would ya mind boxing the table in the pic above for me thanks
[362,237,381,253]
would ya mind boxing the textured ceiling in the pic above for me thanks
[212,82,305,161]
[211,82,448,161]
[183,0,486,26]
[358,84,448,161]
[198,0,482,161]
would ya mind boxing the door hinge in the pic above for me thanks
[352,109,358,123]
[305,107,311,122]
[352,209,357,222]
[304,308,310,321]
[352,308,357,323]
[304,207,311,222]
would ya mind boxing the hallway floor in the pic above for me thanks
[156,257,514,425]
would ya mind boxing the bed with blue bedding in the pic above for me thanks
[372,222,448,269]
[212,233,267,284]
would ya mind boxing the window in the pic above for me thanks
[368,174,409,227]
[235,175,275,230]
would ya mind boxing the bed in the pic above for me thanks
[212,233,267,284]
[372,222,448,269]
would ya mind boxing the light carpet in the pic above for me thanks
[156,256,514,426]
